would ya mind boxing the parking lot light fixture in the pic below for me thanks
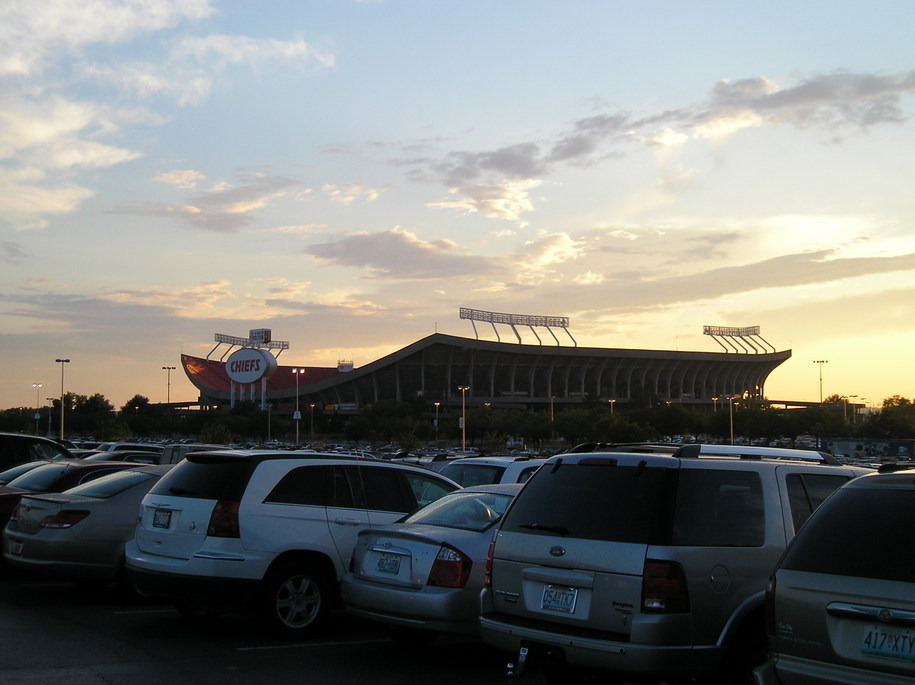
[458,386,470,451]
[55,359,70,440]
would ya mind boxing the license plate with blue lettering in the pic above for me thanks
[541,585,578,613]
[862,624,915,661]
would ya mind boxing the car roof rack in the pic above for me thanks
[672,443,841,465]
[565,442,681,455]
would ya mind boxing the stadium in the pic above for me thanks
[179,310,797,417]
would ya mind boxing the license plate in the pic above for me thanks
[8,540,22,556]
[375,553,401,574]
[862,624,915,661]
[152,509,172,529]
[541,585,578,613]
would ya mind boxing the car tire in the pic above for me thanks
[258,562,328,637]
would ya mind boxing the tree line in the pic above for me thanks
[2,392,913,452]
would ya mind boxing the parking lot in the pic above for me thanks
[0,568,547,685]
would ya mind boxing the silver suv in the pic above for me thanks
[479,444,872,684]
[125,451,459,636]
[755,467,915,684]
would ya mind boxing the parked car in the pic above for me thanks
[342,483,522,640]
[3,465,172,587]
[125,450,461,636]
[438,456,545,486]
[754,468,915,684]
[0,460,144,532]
[479,444,873,685]
[0,461,53,486]
[0,432,74,469]
[83,450,163,465]
[91,442,163,454]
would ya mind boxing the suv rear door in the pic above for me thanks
[490,455,678,636]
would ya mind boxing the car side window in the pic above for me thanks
[31,442,68,461]
[345,466,409,513]
[674,470,764,547]
[403,472,456,509]
[265,465,330,506]
[785,473,851,533]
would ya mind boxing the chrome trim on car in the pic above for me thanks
[827,602,915,626]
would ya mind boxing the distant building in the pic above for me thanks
[181,332,792,414]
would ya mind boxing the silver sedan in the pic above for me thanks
[341,482,522,641]
[3,464,171,586]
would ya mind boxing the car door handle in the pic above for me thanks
[334,517,365,526]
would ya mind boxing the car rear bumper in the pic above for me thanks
[341,573,479,636]
[479,612,722,680]
[759,652,915,684]
[125,564,261,607]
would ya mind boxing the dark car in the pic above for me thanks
[0,461,143,532]
[0,433,75,469]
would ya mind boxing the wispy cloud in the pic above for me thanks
[304,227,499,279]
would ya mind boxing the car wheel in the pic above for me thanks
[258,562,328,637]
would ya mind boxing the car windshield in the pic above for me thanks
[6,463,72,492]
[64,469,158,499]
[402,489,515,532]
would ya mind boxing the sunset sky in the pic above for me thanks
[2,0,914,413]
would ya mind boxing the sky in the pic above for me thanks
[2,0,914,413]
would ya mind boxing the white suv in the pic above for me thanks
[439,456,546,486]
[124,451,459,636]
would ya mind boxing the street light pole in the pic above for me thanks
[54,359,69,440]
[458,386,470,452]
[309,403,315,443]
[729,395,737,445]
[434,402,440,442]
[32,383,42,435]
[162,366,176,405]
[292,368,305,445]
[608,399,615,416]
[813,360,828,403]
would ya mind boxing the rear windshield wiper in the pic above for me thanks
[517,523,570,536]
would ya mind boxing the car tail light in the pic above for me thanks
[428,544,471,588]
[642,559,690,613]
[206,501,240,538]
[40,510,90,529]
[9,503,21,523]
[484,538,496,588]
[764,574,777,640]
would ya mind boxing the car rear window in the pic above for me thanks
[64,469,158,498]
[500,459,677,543]
[440,463,505,486]
[779,488,915,582]
[147,457,253,501]
[7,463,71,492]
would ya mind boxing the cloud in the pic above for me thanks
[1,241,29,264]
[304,227,499,279]
[403,70,915,225]
[427,179,543,225]
[112,172,300,232]
[155,169,206,189]
[0,0,214,78]
[322,183,386,206]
